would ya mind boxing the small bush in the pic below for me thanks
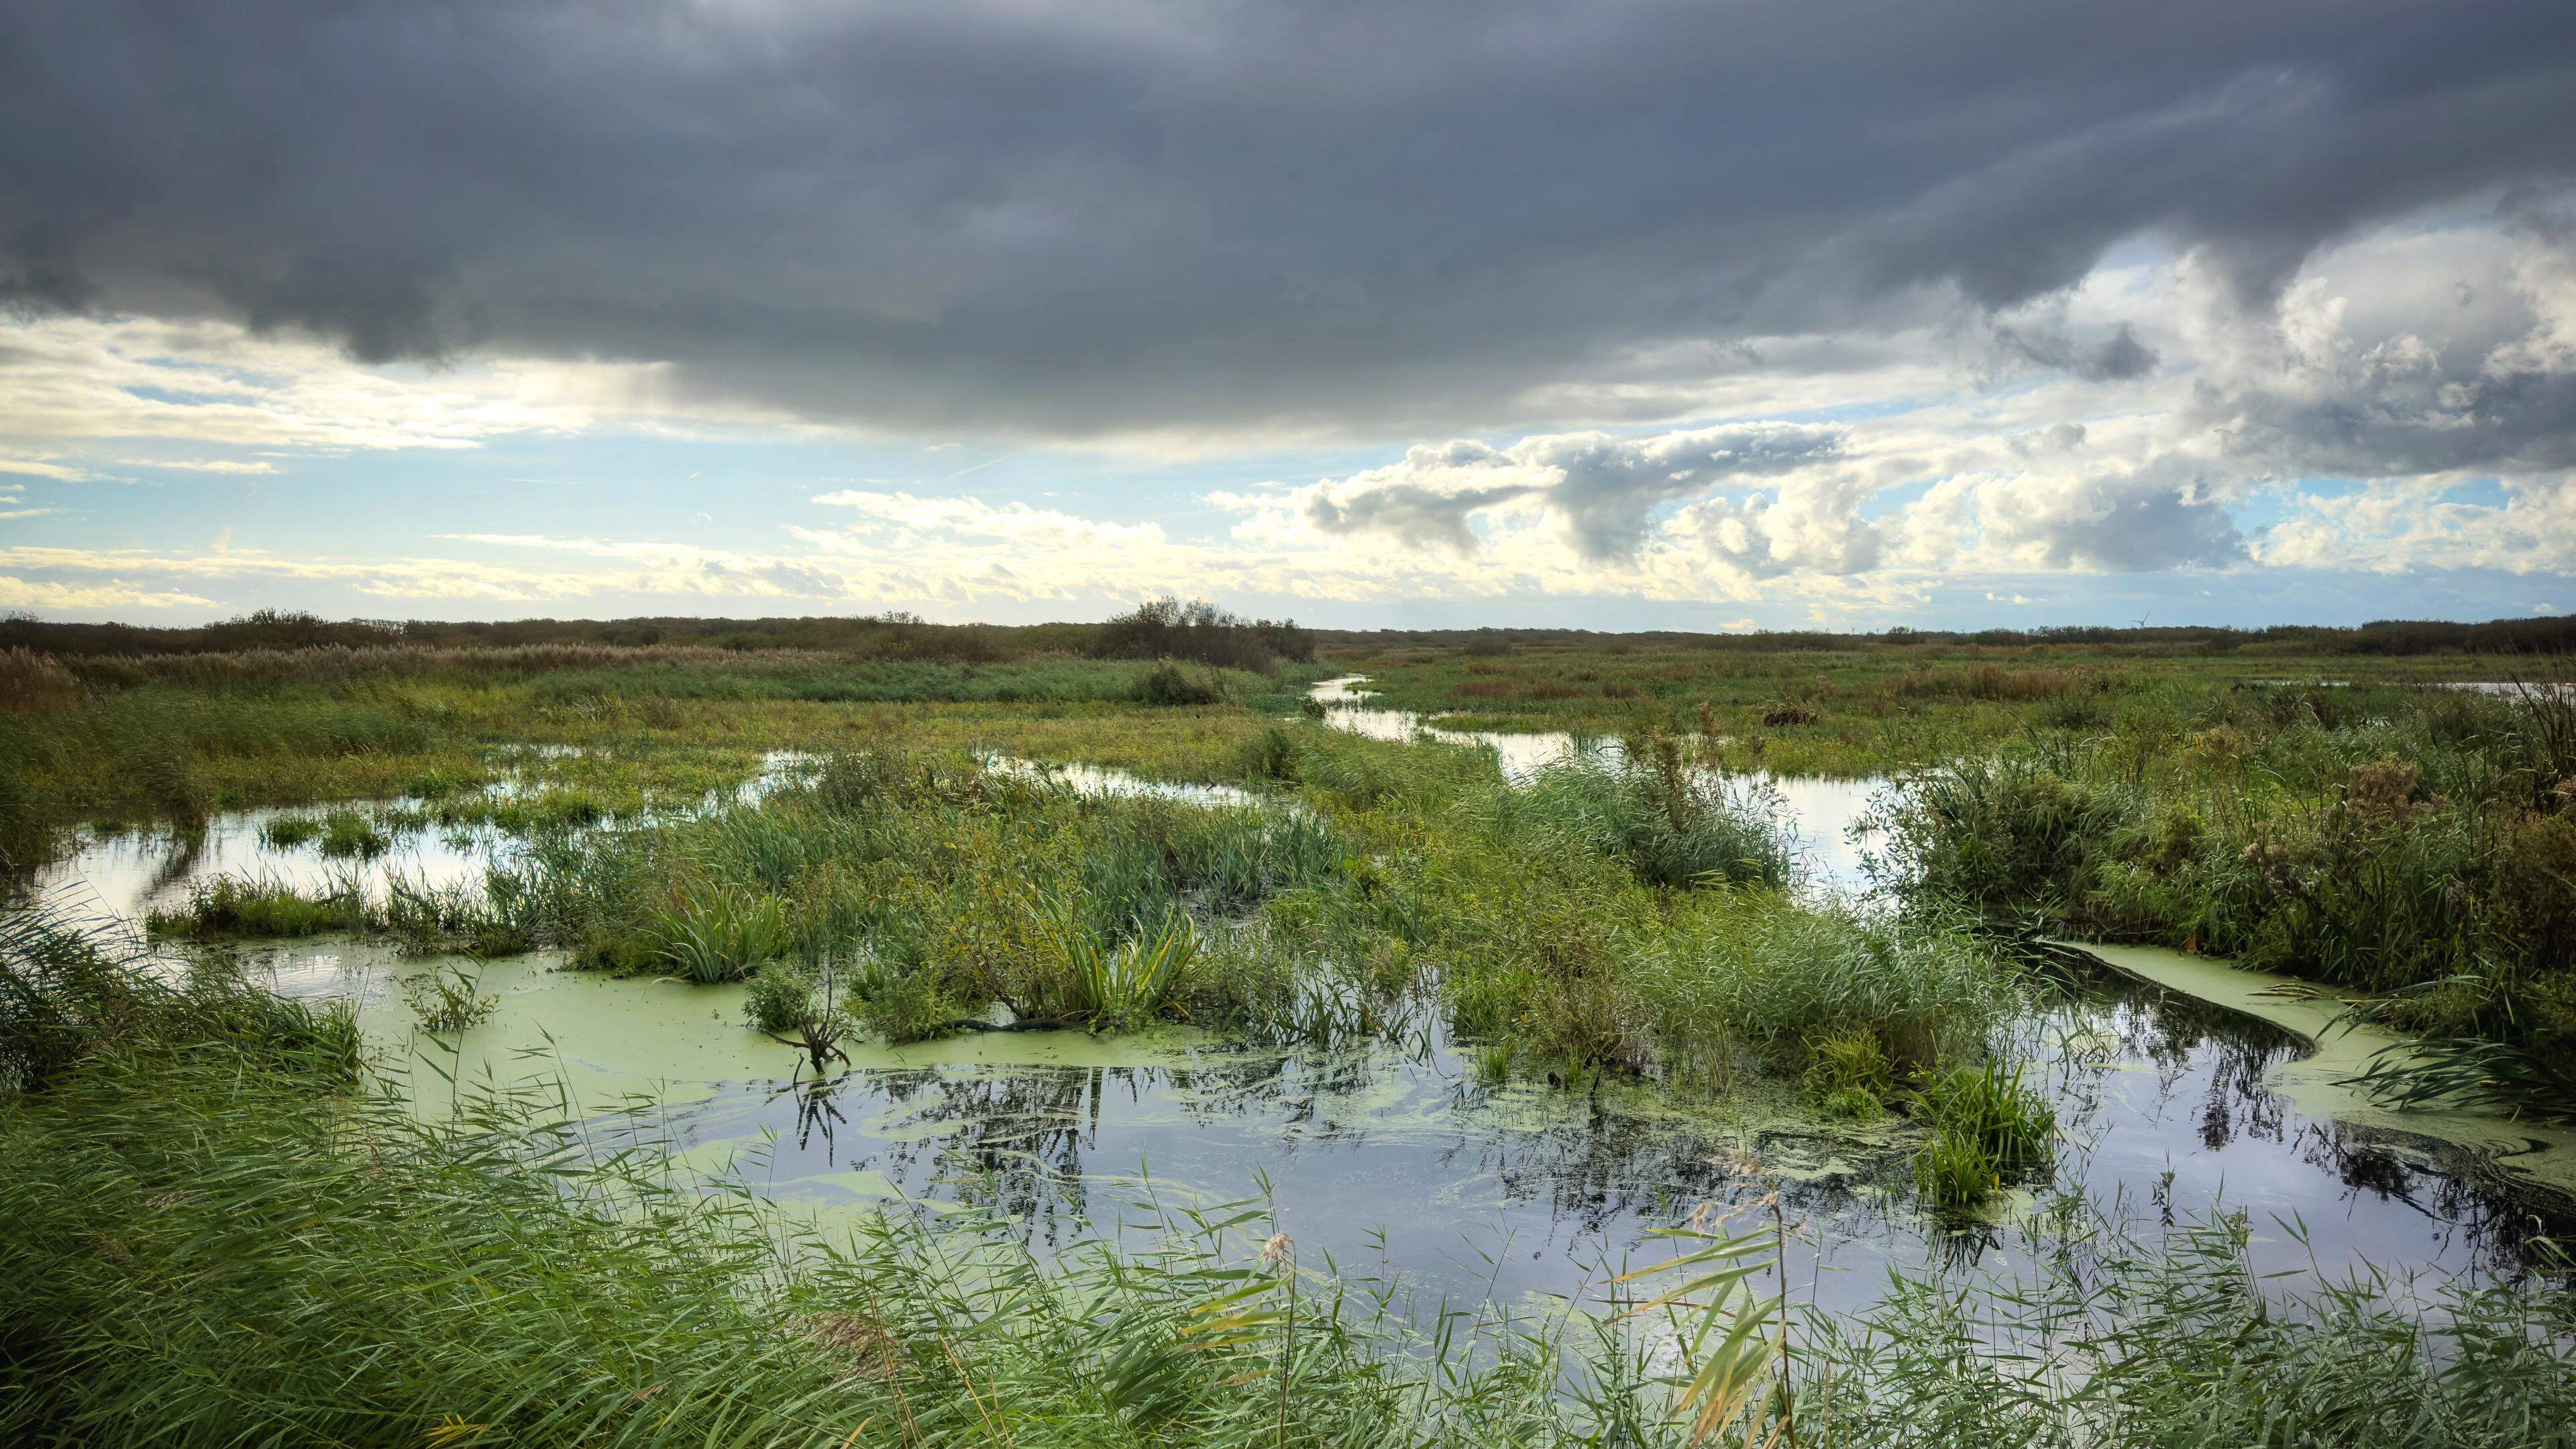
[852,967,960,1044]
[1091,596,1311,669]
[1515,749,1790,892]
[742,959,817,1034]
[1131,660,1228,707]
[1238,724,1301,782]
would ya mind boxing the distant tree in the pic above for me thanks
[1091,597,1311,670]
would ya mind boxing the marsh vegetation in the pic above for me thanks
[3,611,2572,1446]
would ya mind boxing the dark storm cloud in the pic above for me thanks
[4,0,2572,438]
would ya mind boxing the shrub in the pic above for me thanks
[1132,659,1228,706]
[851,967,961,1044]
[1870,755,2137,920]
[1514,749,1790,892]
[1091,596,1311,669]
[1238,724,1301,782]
[742,959,817,1034]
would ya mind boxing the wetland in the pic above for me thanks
[3,610,2573,1447]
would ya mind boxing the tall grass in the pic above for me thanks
[0,908,358,1093]
[653,883,792,983]
[1794,1212,2576,1447]
[1874,679,2576,1070]
[148,875,366,940]
[2,935,2567,1448]
[1021,898,1201,1028]
[1909,1057,2056,1208]
[0,646,83,713]
[1507,743,1792,891]
[397,963,496,1032]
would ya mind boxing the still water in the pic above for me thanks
[17,687,2569,1320]
[176,927,2563,1329]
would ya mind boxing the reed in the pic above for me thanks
[2,916,2570,1448]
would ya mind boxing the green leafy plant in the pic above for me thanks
[260,814,324,849]
[1908,1057,2055,1208]
[1802,1030,1894,1117]
[316,810,394,860]
[1022,896,1200,1030]
[652,885,790,983]
[741,959,817,1034]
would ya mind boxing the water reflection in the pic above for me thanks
[19,749,818,928]
[24,807,504,926]
[1307,676,1888,896]
[983,755,1263,810]
[497,955,2572,1313]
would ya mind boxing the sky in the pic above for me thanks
[1,0,2572,631]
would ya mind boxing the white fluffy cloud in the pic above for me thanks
[0,315,799,455]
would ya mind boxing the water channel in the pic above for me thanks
[14,678,2570,1324]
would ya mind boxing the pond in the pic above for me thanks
[21,749,820,928]
[165,925,2562,1330]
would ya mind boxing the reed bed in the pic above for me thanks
[1874,677,2576,1088]
[3,912,2568,1448]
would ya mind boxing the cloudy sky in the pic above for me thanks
[3,0,2572,629]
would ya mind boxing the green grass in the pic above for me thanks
[23,625,2573,1103]
[3,913,2570,1448]
[256,813,322,848]
[1317,635,2559,777]
[1908,1057,2056,1208]
[0,647,1318,874]
[652,883,792,983]
[146,877,366,941]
